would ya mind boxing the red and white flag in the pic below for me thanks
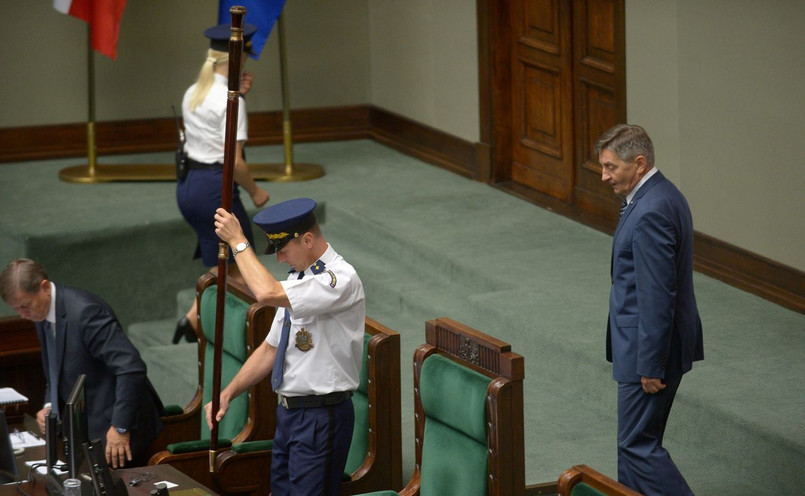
[53,0,128,60]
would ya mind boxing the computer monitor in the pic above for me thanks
[63,374,89,479]
[45,410,59,472]
[52,375,126,496]
[0,409,18,483]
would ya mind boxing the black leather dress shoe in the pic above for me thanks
[172,317,197,344]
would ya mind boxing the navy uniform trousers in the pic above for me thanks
[270,399,354,496]
[617,376,694,496]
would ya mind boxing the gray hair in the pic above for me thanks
[0,259,48,302]
[594,124,655,167]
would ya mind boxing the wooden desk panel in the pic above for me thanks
[0,317,44,422]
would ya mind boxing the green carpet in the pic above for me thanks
[1,140,803,495]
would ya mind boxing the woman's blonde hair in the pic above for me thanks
[188,49,229,111]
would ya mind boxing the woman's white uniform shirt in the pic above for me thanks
[266,244,366,397]
[181,73,248,164]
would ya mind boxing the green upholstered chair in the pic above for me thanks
[359,317,525,496]
[147,272,277,492]
[557,465,643,496]
[213,317,403,496]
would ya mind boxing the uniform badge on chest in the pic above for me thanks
[295,327,314,351]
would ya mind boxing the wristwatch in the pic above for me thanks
[233,241,250,256]
[114,426,128,434]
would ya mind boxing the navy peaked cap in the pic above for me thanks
[204,22,258,54]
[253,198,318,254]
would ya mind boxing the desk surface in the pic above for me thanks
[6,417,216,496]
[2,464,217,496]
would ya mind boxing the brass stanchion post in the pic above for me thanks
[250,12,324,182]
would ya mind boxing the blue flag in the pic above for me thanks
[218,0,287,59]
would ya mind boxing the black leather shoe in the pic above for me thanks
[172,317,197,344]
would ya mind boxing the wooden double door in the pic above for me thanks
[488,0,626,221]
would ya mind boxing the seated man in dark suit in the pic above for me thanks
[0,258,164,468]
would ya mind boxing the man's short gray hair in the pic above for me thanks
[594,124,655,167]
[0,259,48,302]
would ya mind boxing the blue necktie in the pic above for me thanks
[271,260,326,391]
[619,197,628,217]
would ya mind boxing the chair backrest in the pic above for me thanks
[343,317,402,492]
[409,318,525,496]
[420,353,491,495]
[344,332,373,474]
[196,273,276,443]
[557,465,643,496]
[212,316,401,496]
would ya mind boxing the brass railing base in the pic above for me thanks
[58,163,325,183]
[59,164,176,183]
[248,163,325,182]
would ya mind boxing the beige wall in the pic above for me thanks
[0,0,370,126]
[626,0,805,271]
[2,1,803,271]
[625,0,681,185]
[368,0,480,142]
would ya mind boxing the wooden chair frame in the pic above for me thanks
[146,272,277,491]
[214,316,403,496]
[557,465,643,496]
[398,317,525,496]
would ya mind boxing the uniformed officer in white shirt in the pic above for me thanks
[206,198,365,496]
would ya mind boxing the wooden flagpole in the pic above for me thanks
[208,5,246,473]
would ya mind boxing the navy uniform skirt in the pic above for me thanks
[176,167,255,267]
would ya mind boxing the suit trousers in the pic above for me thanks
[617,377,694,496]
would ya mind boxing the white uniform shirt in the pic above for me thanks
[266,244,366,396]
[181,73,248,164]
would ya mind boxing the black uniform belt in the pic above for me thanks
[279,391,353,409]
[187,158,223,170]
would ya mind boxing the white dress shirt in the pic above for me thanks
[626,166,659,207]
[181,73,248,164]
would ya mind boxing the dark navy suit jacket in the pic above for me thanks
[607,171,704,383]
[36,283,164,457]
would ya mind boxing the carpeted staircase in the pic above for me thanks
[127,288,199,409]
[2,140,803,495]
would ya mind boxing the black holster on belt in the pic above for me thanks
[172,104,188,180]
[175,146,188,180]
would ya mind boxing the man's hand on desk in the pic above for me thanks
[35,406,51,435]
[105,427,132,468]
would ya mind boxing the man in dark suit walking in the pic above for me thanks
[595,124,704,495]
[1,259,164,468]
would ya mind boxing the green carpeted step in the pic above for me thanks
[5,141,801,495]
[175,286,197,321]
[128,318,177,350]
[140,342,198,409]
[129,317,199,410]
[315,194,805,494]
[128,287,200,413]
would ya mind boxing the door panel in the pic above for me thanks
[572,0,626,219]
[503,0,625,218]
[511,0,573,200]
[574,78,618,214]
